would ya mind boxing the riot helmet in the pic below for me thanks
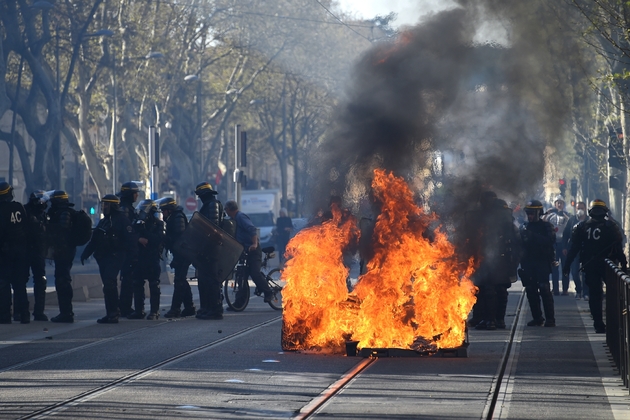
[50,190,70,206]
[118,182,139,200]
[135,199,158,221]
[524,200,544,221]
[0,182,14,202]
[588,199,609,219]
[194,182,217,198]
[101,194,120,215]
[157,197,177,216]
[480,190,497,209]
[29,190,48,210]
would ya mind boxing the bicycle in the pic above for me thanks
[223,246,283,311]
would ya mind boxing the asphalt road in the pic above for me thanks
[1,271,629,419]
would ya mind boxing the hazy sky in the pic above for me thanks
[336,0,457,27]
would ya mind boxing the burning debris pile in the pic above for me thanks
[281,169,477,354]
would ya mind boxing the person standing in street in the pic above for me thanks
[23,190,49,321]
[0,182,29,324]
[47,190,76,323]
[117,181,139,317]
[128,200,165,320]
[561,201,588,299]
[159,197,196,318]
[81,194,137,324]
[519,200,556,327]
[224,200,274,308]
[564,199,627,333]
[195,182,224,320]
[543,195,571,295]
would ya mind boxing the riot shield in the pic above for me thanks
[172,212,243,281]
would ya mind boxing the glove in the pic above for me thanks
[562,268,570,278]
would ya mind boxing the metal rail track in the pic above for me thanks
[295,290,527,420]
[17,316,282,420]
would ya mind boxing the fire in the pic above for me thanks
[282,169,477,353]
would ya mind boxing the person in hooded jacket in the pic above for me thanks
[81,194,137,324]
[0,182,29,324]
[127,200,165,320]
[47,190,77,323]
[159,197,197,318]
[117,181,140,317]
[564,199,627,333]
[195,182,224,320]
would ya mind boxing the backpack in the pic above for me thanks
[71,209,93,246]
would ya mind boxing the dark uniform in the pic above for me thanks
[81,194,137,323]
[47,190,76,323]
[564,199,627,333]
[128,200,165,320]
[225,200,274,308]
[0,182,29,324]
[561,209,589,298]
[23,191,49,321]
[542,196,571,295]
[159,198,196,318]
[195,182,224,320]
[117,181,139,317]
[519,200,556,327]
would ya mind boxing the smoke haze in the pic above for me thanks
[310,1,583,229]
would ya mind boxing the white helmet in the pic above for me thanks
[554,195,565,203]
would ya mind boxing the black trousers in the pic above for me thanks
[0,250,29,321]
[197,257,222,315]
[119,258,135,314]
[54,250,76,316]
[521,262,555,322]
[133,259,161,314]
[98,255,124,317]
[584,262,606,328]
[170,259,194,311]
[30,251,47,315]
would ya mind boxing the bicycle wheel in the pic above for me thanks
[224,271,250,312]
[266,268,284,310]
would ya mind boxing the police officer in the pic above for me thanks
[158,197,196,318]
[543,195,571,295]
[47,190,76,323]
[81,194,137,324]
[23,190,49,321]
[224,200,274,309]
[519,200,556,327]
[564,199,627,333]
[128,200,165,320]
[117,181,139,317]
[195,182,224,320]
[0,182,29,324]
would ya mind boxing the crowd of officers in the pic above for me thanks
[0,179,270,324]
[467,192,626,334]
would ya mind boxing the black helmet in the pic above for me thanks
[524,199,544,219]
[50,190,70,206]
[495,198,509,209]
[480,191,497,209]
[194,182,217,197]
[157,197,177,212]
[29,190,47,208]
[588,199,609,218]
[101,194,120,212]
[119,181,139,199]
[135,199,157,220]
[0,182,14,202]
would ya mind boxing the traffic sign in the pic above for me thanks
[185,196,197,211]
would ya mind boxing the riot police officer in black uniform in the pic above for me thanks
[117,181,139,316]
[24,190,49,321]
[195,182,224,320]
[564,199,627,333]
[519,200,556,327]
[81,194,137,324]
[158,197,196,318]
[47,190,76,323]
[128,200,165,320]
[0,182,29,324]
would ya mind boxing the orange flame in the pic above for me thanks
[282,169,477,353]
